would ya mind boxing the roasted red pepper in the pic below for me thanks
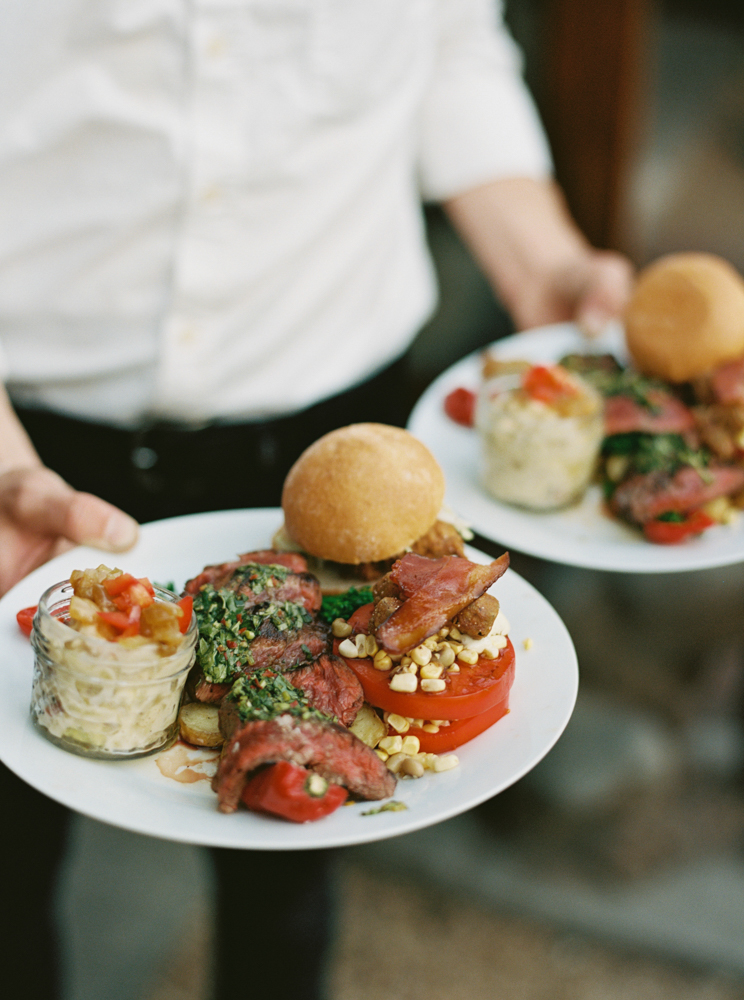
[643,509,715,545]
[522,364,580,406]
[241,761,348,822]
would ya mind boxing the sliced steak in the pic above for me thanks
[191,616,330,703]
[184,559,321,613]
[213,714,396,812]
[289,654,364,727]
[455,593,501,638]
[237,550,309,573]
[604,390,695,436]
[611,464,744,525]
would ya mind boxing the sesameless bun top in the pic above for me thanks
[624,252,744,382]
[281,423,445,564]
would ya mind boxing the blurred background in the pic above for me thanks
[57,2,744,998]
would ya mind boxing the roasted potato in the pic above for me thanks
[178,702,224,747]
[348,702,386,748]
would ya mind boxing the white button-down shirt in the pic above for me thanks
[0,0,551,426]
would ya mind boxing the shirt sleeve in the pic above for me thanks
[417,0,553,201]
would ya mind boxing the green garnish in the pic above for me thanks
[320,587,374,624]
[656,511,686,523]
[227,562,290,594]
[225,670,332,724]
[361,800,408,816]
[602,433,710,476]
[192,586,313,684]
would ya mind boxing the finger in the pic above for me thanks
[3,467,139,552]
[576,254,635,338]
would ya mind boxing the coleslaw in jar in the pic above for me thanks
[30,572,197,759]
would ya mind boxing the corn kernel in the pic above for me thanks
[457,647,479,665]
[379,735,403,754]
[420,662,443,680]
[385,752,408,774]
[421,678,446,693]
[410,644,432,667]
[423,637,439,651]
[354,633,367,655]
[433,754,459,772]
[385,713,410,733]
[523,637,533,651]
[375,748,389,762]
[422,724,440,733]
[373,649,393,671]
[400,735,420,755]
[331,618,352,638]
[338,638,358,658]
[364,634,379,657]
[389,672,417,693]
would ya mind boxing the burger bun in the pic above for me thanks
[624,252,744,382]
[281,423,445,567]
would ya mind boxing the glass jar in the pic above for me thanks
[30,581,197,760]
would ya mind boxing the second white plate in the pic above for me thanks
[409,322,744,573]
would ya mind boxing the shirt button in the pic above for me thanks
[207,35,227,58]
[178,324,197,346]
[131,446,158,470]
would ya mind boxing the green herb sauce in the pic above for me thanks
[192,585,313,684]
[225,670,331,725]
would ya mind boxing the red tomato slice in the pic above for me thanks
[336,604,515,720]
[643,510,715,545]
[388,695,510,754]
[176,595,193,633]
[16,606,37,638]
[443,387,477,427]
[522,364,579,405]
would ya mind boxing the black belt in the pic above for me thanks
[15,352,416,523]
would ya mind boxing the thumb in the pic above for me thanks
[3,467,139,552]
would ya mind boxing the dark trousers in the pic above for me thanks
[6,353,416,1000]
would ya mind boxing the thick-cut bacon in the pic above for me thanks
[604,391,695,436]
[376,553,509,655]
[213,714,396,812]
[611,464,744,525]
[710,358,744,407]
[389,552,448,597]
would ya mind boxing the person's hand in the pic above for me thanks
[0,466,139,597]
[516,248,635,337]
[443,177,636,337]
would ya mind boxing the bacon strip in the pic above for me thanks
[376,553,509,655]
[604,391,695,436]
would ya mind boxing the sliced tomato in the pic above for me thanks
[176,594,193,633]
[522,364,579,406]
[388,695,511,754]
[643,510,715,545]
[16,605,37,638]
[443,387,477,427]
[336,604,515,720]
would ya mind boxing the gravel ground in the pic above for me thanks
[144,860,744,1000]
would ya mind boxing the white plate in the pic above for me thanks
[0,508,577,850]
[409,321,744,573]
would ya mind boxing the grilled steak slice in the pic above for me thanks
[213,714,396,812]
[192,615,330,703]
[604,391,695,436]
[184,556,321,613]
[289,654,364,727]
[455,593,500,638]
[611,464,744,525]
